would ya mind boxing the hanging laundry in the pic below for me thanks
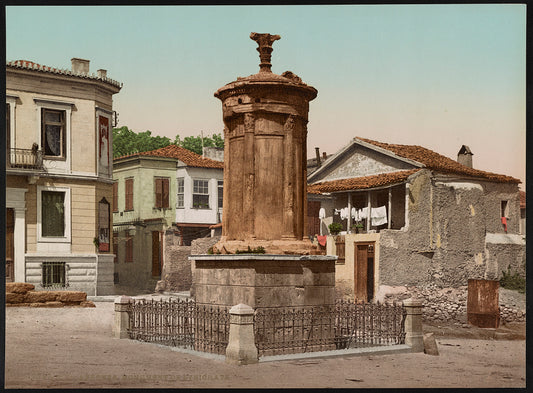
[317,235,327,247]
[359,207,369,219]
[501,216,508,233]
[319,207,326,219]
[371,205,388,226]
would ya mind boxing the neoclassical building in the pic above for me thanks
[6,58,122,295]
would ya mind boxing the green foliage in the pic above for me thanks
[500,267,526,294]
[179,134,224,155]
[235,246,266,254]
[113,126,172,158]
[328,222,343,235]
[112,126,224,157]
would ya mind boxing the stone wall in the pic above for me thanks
[376,284,525,324]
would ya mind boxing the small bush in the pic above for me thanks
[328,222,343,235]
[235,246,266,254]
[500,267,526,294]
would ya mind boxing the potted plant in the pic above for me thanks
[328,222,343,236]
[352,223,364,234]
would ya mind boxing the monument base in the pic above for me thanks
[190,254,336,309]
[212,238,324,256]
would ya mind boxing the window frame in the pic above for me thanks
[192,179,210,209]
[41,262,67,288]
[41,108,66,160]
[154,177,170,209]
[218,180,223,209]
[6,95,17,153]
[176,177,185,209]
[37,186,71,244]
[125,177,134,211]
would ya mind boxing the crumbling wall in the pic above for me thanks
[6,282,95,307]
[158,229,192,292]
[378,170,525,290]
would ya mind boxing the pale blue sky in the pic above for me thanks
[6,5,526,188]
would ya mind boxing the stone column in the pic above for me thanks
[113,295,132,339]
[403,298,424,352]
[225,303,258,365]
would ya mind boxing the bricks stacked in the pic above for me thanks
[6,282,96,308]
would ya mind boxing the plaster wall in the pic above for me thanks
[175,166,223,224]
[314,144,415,182]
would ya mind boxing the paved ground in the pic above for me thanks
[4,301,526,389]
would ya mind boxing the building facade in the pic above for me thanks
[308,137,525,303]
[113,144,223,292]
[6,58,122,295]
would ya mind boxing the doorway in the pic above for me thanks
[354,242,375,301]
[151,231,162,277]
[6,208,15,282]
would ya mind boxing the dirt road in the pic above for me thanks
[4,302,526,389]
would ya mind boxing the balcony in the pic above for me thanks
[7,147,44,170]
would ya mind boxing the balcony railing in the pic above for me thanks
[7,147,44,170]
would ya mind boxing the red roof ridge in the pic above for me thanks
[356,137,519,184]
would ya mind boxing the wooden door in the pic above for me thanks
[354,242,375,301]
[307,200,321,236]
[151,231,161,277]
[6,208,15,282]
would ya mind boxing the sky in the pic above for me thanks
[6,4,526,189]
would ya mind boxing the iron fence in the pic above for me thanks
[254,300,406,356]
[127,298,229,355]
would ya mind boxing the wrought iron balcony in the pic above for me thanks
[7,147,44,170]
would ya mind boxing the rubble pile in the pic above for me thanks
[6,282,95,308]
[383,285,525,324]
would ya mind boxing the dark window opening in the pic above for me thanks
[42,262,66,288]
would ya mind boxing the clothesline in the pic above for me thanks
[334,205,388,226]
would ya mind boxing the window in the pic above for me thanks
[125,230,133,263]
[177,177,184,208]
[125,178,134,211]
[41,108,66,159]
[112,182,118,212]
[42,262,66,288]
[218,180,224,209]
[98,198,110,252]
[501,200,509,218]
[154,177,170,208]
[42,191,65,237]
[193,179,209,209]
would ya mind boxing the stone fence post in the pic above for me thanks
[225,304,258,365]
[113,295,132,339]
[403,298,424,352]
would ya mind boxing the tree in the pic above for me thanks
[112,127,172,158]
[112,127,224,157]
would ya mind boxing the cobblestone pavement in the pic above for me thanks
[4,302,526,389]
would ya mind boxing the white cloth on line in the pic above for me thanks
[371,205,388,226]
[319,207,326,219]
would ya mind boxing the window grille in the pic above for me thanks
[42,262,67,288]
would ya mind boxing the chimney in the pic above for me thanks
[71,58,90,74]
[322,152,327,160]
[315,147,321,168]
[97,69,107,78]
[457,145,473,168]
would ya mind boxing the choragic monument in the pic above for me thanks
[212,32,320,255]
[191,33,336,309]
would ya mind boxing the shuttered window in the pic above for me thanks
[112,182,118,212]
[125,230,133,263]
[125,178,134,211]
[155,177,170,208]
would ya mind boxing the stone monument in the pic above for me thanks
[191,33,336,310]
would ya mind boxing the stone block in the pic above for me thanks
[423,333,439,356]
[303,286,326,306]
[25,291,58,303]
[6,282,35,294]
[56,291,87,303]
[80,301,96,308]
[6,292,26,304]
[44,301,64,308]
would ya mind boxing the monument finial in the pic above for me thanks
[250,32,281,73]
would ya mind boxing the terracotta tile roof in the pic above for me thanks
[358,137,520,184]
[520,191,526,209]
[308,170,419,194]
[7,60,122,88]
[115,144,224,169]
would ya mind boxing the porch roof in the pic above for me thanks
[307,169,418,194]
